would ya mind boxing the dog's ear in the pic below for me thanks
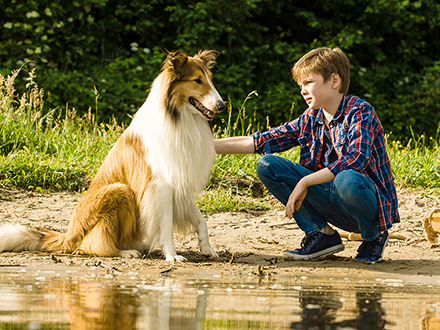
[195,50,220,69]
[165,51,188,76]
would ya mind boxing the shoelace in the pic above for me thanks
[300,234,320,250]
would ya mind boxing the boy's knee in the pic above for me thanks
[335,170,357,186]
[334,170,374,198]
[256,154,279,179]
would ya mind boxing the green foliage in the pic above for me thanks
[388,128,440,189]
[197,187,269,212]
[0,68,120,191]
[1,0,439,138]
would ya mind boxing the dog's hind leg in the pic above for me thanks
[185,199,218,258]
[75,183,143,258]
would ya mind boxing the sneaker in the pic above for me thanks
[284,231,345,260]
[355,231,389,263]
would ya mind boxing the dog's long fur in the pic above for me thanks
[0,50,225,261]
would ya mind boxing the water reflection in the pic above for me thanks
[53,277,209,329]
[355,292,386,330]
[421,302,440,330]
[66,282,138,329]
[0,268,439,329]
[290,291,386,330]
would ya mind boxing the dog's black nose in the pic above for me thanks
[217,100,226,112]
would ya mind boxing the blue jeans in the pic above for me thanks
[256,154,380,242]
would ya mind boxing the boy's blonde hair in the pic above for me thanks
[292,47,350,94]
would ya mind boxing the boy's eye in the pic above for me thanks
[194,79,203,84]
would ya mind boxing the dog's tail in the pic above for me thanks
[0,224,45,252]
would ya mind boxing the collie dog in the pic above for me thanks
[0,50,225,261]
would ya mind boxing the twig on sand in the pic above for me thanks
[340,231,406,241]
[50,254,62,263]
[160,268,174,276]
[269,222,297,228]
[229,252,236,264]
[93,261,119,272]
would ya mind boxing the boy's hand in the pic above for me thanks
[285,168,335,219]
[285,180,308,219]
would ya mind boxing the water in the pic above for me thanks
[0,266,439,329]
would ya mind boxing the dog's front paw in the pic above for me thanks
[119,250,142,258]
[201,247,219,258]
[165,254,187,262]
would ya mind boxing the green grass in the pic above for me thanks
[0,67,121,191]
[1,68,439,211]
[387,130,440,190]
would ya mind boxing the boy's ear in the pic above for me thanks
[331,73,341,89]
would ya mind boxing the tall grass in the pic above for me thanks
[388,129,440,191]
[0,68,438,212]
[0,68,121,191]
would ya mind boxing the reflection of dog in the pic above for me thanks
[48,276,208,330]
[0,50,225,261]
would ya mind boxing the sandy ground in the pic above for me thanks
[0,186,439,283]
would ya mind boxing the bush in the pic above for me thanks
[1,0,439,139]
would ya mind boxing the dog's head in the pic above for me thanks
[162,50,226,121]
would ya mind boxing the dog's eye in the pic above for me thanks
[194,79,203,84]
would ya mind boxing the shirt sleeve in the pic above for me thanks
[327,104,375,176]
[252,119,301,155]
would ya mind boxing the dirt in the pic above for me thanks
[0,185,439,282]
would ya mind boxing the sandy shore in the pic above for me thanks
[0,186,439,282]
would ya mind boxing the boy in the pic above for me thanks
[214,47,399,263]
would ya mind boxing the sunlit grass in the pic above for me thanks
[388,130,440,191]
[197,186,269,212]
[0,67,121,191]
[0,68,439,212]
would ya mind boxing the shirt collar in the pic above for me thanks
[315,95,347,125]
[334,95,347,122]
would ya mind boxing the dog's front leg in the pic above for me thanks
[187,200,218,258]
[157,182,186,262]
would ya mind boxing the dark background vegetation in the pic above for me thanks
[1,0,439,140]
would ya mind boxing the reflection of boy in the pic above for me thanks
[214,47,399,263]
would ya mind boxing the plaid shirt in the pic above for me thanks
[253,95,400,231]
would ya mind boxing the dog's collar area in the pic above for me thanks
[189,97,215,120]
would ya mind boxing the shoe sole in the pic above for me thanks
[283,244,345,261]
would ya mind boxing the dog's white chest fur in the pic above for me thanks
[129,76,215,194]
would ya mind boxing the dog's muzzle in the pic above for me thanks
[190,97,225,120]
[216,100,226,112]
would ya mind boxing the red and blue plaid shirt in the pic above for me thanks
[253,95,400,231]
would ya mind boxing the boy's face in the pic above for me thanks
[298,72,341,111]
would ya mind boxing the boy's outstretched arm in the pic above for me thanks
[214,136,255,154]
[285,168,335,219]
